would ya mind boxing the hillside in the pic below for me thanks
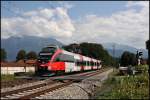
[1,37,148,61]
[1,36,63,61]
[102,43,148,58]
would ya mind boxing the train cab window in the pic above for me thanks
[38,53,52,63]
[94,62,96,66]
[82,61,86,66]
[41,47,56,53]
[76,60,83,66]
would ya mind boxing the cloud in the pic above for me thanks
[126,1,149,8]
[57,2,74,9]
[60,1,148,49]
[1,6,75,39]
[1,1,149,49]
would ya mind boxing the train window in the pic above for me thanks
[99,62,101,66]
[83,61,85,66]
[93,62,95,66]
[88,61,91,66]
[38,54,51,63]
[82,61,86,66]
[95,62,97,66]
[91,62,94,66]
[54,54,75,62]
[90,62,92,66]
[75,61,77,66]
[41,47,56,53]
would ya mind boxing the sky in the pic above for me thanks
[1,1,149,49]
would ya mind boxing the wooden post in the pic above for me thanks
[7,66,8,74]
[24,59,26,72]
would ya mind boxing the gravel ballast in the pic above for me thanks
[36,69,113,99]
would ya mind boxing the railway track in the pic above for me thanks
[1,68,110,99]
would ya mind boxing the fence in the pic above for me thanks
[1,66,35,75]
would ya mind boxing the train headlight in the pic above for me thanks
[48,66,51,70]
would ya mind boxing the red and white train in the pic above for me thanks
[36,45,102,76]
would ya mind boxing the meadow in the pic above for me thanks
[95,65,149,99]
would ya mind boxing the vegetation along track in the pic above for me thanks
[1,78,39,89]
[1,67,110,99]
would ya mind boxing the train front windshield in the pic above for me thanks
[38,47,57,63]
[41,47,56,53]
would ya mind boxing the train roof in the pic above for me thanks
[44,45,60,49]
[62,49,101,62]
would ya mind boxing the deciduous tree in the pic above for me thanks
[16,50,26,61]
[26,51,37,60]
[1,48,7,61]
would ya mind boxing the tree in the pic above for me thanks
[120,51,136,66]
[26,51,37,60]
[1,48,7,61]
[16,50,26,61]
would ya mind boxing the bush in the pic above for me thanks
[97,66,149,99]
[16,50,26,61]
[135,65,148,73]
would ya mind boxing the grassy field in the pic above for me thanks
[1,74,16,81]
[94,65,149,99]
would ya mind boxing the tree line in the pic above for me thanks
[1,42,146,67]
[63,43,116,66]
[1,49,37,62]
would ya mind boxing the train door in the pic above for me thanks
[79,55,84,71]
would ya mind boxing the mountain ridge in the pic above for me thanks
[1,36,148,61]
[1,36,63,61]
[102,43,148,58]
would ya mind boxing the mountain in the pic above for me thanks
[1,36,63,61]
[1,37,148,61]
[102,43,148,58]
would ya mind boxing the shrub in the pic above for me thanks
[97,66,149,99]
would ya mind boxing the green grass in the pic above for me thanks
[1,74,16,81]
[96,65,149,99]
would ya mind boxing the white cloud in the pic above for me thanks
[126,1,149,8]
[60,1,148,49]
[1,6,75,39]
[1,1,149,49]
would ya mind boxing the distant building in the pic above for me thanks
[1,60,36,74]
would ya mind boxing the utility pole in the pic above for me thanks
[146,40,149,73]
[112,44,115,59]
[112,44,116,70]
